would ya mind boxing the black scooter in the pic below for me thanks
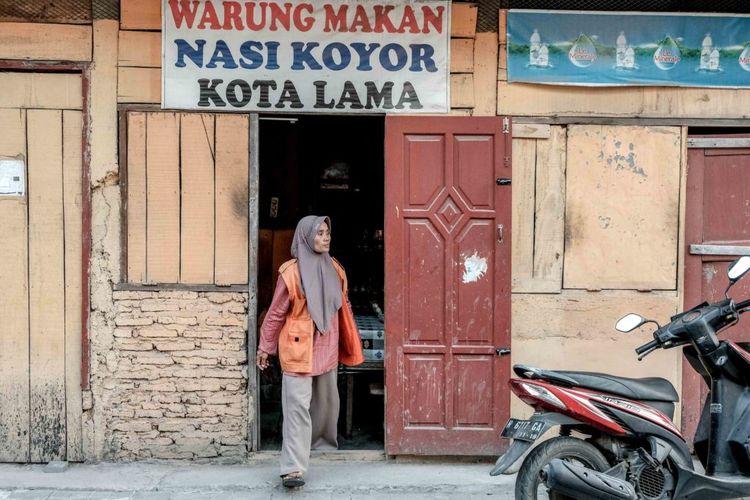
[491,256,750,499]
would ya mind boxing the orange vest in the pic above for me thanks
[278,258,364,373]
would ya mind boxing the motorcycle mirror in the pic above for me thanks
[727,256,750,283]
[615,313,645,333]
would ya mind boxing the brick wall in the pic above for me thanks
[106,290,248,460]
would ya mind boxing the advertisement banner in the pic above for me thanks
[162,0,450,113]
[507,10,750,88]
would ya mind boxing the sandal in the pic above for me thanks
[281,471,305,488]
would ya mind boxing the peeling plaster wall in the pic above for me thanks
[86,18,121,461]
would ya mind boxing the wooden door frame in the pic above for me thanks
[683,134,750,446]
[0,61,92,391]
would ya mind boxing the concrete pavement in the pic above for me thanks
[0,452,516,499]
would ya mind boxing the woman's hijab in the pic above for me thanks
[291,215,342,333]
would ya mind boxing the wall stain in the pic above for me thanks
[604,139,647,179]
[231,185,248,220]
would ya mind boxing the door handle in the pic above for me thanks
[495,347,511,356]
[497,224,504,244]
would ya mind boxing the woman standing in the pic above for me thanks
[256,215,364,488]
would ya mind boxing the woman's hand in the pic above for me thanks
[256,350,269,370]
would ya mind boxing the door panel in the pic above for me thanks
[385,117,511,455]
[28,109,67,462]
[0,81,83,462]
[684,139,750,446]
[0,108,31,462]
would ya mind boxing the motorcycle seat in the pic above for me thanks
[513,364,679,402]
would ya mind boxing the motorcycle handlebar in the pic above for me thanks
[635,339,659,355]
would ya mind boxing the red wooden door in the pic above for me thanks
[384,116,511,455]
[683,136,750,445]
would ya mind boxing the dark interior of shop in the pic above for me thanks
[257,114,385,450]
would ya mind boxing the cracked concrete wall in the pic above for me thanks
[86,18,121,461]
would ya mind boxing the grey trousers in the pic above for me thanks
[280,369,339,475]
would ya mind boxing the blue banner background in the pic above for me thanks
[507,10,750,88]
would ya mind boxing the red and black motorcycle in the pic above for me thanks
[491,256,750,499]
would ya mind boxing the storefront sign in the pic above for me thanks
[162,0,450,113]
[507,10,750,88]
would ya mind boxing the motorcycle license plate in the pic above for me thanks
[501,419,545,442]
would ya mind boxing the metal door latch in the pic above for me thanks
[495,348,511,356]
[497,224,504,244]
[496,178,512,185]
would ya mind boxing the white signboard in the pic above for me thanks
[162,0,450,113]
[0,159,25,196]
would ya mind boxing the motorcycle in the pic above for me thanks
[490,256,750,499]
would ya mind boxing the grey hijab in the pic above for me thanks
[291,215,343,334]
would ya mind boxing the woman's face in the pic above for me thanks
[313,221,331,253]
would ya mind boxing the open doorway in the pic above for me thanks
[256,115,385,451]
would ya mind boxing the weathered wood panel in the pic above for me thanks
[451,74,474,109]
[118,67,161,104]
[62,110,83,461]
[0,73,82,110]
[127,113,147,282]
[118,30,161,67]
[146,112,180,283]
[0,23,92,62]
[498,81,750,119]
[450,3,477,38]
[532,126,565,290]
[498,10,507,81]
[0,109,30,462]
[27,110,66,462]
[511,291,681,418]
[214,115,249,285]
[513,123,550,139]
[180,114,216,284]
[564,125,681,290]
[450,38,474,73]
[511,138,536,292]
[512,126,566,292]
[473,32,498,116]
[121,0,161,30]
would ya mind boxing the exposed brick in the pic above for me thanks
[203,394,244,405]
[115,339,154,351]
[115,316,154,327]
[225,329,247,339]
[113,368,159,380]
[154,341,196,351]
[175,379,222,392]
[141,300,181,312]
[219,436,245,446]
[139,381,177,391]
[150,446,194,459]
[173,356,219,366]
[113,328,132,339]
[158,316,199,326]
[157,291,199,300]
[158,420,196,432]
[182,328,223,339]
[205,315,243,327]
[112,421,153,432]
[206,293,234,304]
[135,409,164,418]
[135,324,178,338]
[133,353,175,365]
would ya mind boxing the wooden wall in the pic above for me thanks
[125,111,249,285]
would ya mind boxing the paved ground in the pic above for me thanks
[0,452,516,499]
